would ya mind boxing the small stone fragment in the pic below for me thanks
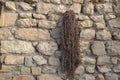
[80,20,93,27]
[97,56,110,65]
[19,2,33,11]
[33,56,47,65]
[97,65,111,73]
[48,56,60,66]
[91,41,106,56]
[86,65,95,73]
[69,3,81,14]
[37,41,58,55]
[80,29,95,40]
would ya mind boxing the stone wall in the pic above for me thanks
[0,0,120,80]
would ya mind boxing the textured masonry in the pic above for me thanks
[0,0,120,80]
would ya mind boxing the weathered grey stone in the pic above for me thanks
[13,75,35,80]
[36,2,52,14]
[47,13,60,21]
[80,29,95,40]
[53,5,67,13]
[82,56,96,64]
[0,73,12,80]
[17,19,37,27]
[48,56,60,66]
[96,3,113,14]
[61,0,72,4]
[97,56,110,65]
[42,66,57,74]
[32,67,41,75]
[15,28,50,41]
[105,73,118,80]
[25,56,33,66]
[75,65,84,75]
[113,65,120,72]
[113,30,120,40]
[5,1,16,11]
[21,67,31,75]
[111,57,118,65]
[106,41,120,55]
[69,3,81,14]
[37,41,58,55]
[90,15,104,22]
[108,19,120,28]
[83,2,94,15]
[1,40,35,54]
[94,22,105,29]
[38,74,62,80]
[33,55,47,65]
[80,41,90,52]
[86,65,95,73]
[50,28,61,39]
[97,65,111,73]
[80,20,93,27]
[96,30,111,40]
[82,74,95,80]
[91,41,106,56]
[51,0,61,4]
[78,14,89,20]
[33,13,46,19]
[38,20,56,29]
[19,13,32,18]
[5,55,24,64]
[19,2,33,11]
[0,28,13,40]
[0,12,18,27]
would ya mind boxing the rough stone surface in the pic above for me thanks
[48,56,60,66]
[21,67,31,75]
[80,20,93,27]
[0,12,18,27]
[33,55,47,65]
[0,28,13,40]
[83,2,94,15]
[91,41,106,55]
[0,73,12,80]
[106,41,120,55]
[108,19,120,28]
[37,41,58,55]
[17,19,37,27]
[38,74,62,80]
[96,30,111,40]
[15,28,50,40]
[38,20,56,29]
[97,65,111,73]
[42,66,56,74]
[86,65,95,73]
[80,29,95,40]
[105,73,118,80]
[75,65,84,75]
[32,67,41,75]
[13,75,35,80]
[25,56,33,66]
[5,55,24,64]
[1,40,35,54]
[69,3,81,14]
[113,65,120,73]
[81,56,96,64]
[96,3,113,14]
[97,56,110,65]
[19,2,33,11]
